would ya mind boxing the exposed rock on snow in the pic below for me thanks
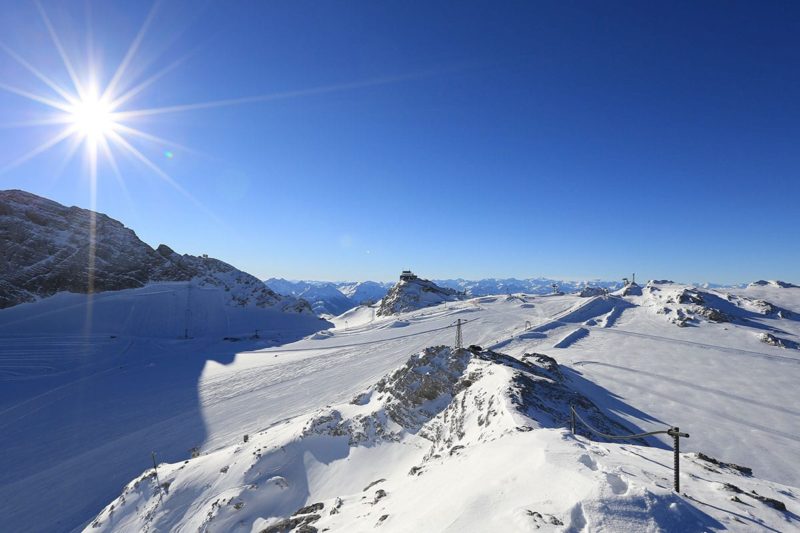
[637,282,791,327]
[759,332,798,349]
[677,288,705,305]
[377,273,463,316]
[0,190,310,312]
[693,452,753,477]
[578,286,607,297]
[749,280,799,289]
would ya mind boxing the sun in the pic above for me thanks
[67,90,117,142]
[0,1,409,206]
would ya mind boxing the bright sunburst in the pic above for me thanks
[0,1,419,207]
[67,90,117,143]
[0,1,202,208]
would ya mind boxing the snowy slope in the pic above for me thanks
[91,346,798,532]
[0,284,330,532]
[4,280,800,531]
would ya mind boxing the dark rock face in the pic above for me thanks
[0,190,310,312]
[1,190,166,307]
[677,289,705,305]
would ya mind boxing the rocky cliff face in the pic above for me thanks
[0,190,311,312]
[377,276,463,316]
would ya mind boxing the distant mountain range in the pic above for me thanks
[264,279,392,316]
[433,277,623,296]
[265,276,627,317]
[265,275,761,318]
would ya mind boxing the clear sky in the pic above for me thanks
[0,1,798,284]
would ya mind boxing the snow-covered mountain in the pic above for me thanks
[265,278,355,316]
[91,344,798,532]
[268,273,762,322]
[750,279,800,289]
[0,190,311,313]
[267,277,628,318]
[337,280,391,305]
[265,278,391,316]
[377,272,464,316]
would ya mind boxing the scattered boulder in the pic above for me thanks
[760,333,784,347]
[695,307,728,323]
[694,452,752,476]
[292,502,324,516]
[748,490,787,512]
[373,489,387,504]
[759,333,798,349]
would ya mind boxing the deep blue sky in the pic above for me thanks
[1,1,798,284]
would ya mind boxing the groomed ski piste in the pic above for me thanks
[1,281,799,531]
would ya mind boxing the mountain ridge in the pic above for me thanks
[0,189,311,313]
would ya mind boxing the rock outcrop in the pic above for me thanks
[749,280,799,289]
[377,273,463,316]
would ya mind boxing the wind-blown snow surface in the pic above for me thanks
[3,281,800,531]
[0,283,329,533]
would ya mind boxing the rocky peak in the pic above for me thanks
[0,189,312,313]
[377,271,463,316]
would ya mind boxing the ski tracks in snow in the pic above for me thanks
[590,327,800,365]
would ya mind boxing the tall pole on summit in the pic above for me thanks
[455,318,463,351]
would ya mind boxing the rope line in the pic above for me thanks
[570,406,686,440]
